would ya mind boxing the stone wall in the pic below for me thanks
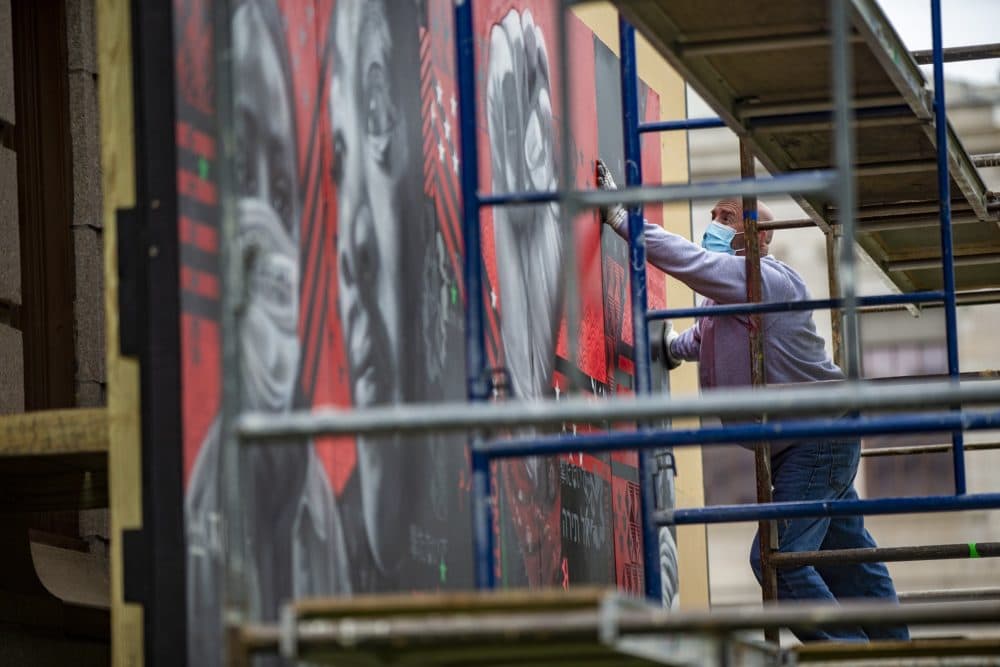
[0,0,22,416]
[66,0,104,407]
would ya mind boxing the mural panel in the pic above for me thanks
[174,0,677,662]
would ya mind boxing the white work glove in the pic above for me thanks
[661,321,682,371]
[595,159,627,232]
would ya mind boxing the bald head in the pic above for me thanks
[711,198,774,255]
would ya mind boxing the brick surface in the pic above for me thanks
[73,225,104,392]
[0,147,18,304]
[0,322,23,414]
[0,0,13,124]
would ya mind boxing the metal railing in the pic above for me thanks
[224,0,1000,654]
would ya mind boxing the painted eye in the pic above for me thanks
[235,113,258,196]
[331,130,345,186]
[270,169,292,222]
[364,62,398,137]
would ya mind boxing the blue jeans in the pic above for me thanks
[749,440,910,642]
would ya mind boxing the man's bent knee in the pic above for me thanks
[749,540,763,584]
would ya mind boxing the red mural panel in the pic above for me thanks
[175,1,676,662]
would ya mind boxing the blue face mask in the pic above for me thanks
[701,220,738,255]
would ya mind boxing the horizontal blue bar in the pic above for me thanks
[647,292,946,321]
[477,409,1000,459]
[663,493,1000,526]
[638,117,726,133]
[477,190,560,207]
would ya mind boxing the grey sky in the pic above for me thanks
[877,0,1000,85]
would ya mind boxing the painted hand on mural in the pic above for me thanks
[331,0,429,576]
[487,8,564,402]
[487,8,565,588]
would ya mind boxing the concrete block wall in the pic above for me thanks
[66,0,104,408]
[1,0,21,415]
[0,0,13,125]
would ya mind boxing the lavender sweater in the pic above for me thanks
[612,220,844,454]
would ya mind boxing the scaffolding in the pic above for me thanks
[227,0,1000,663]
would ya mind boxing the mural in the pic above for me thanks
[183,3,351,665]
[484,6,566,588]
[175,0,678,663]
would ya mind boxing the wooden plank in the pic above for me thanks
[0,408,108,456]
[245,589,784,666]
[96,0,143,663]
[797,637,1000,662]
[295,586,610,619]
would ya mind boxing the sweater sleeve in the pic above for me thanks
[609,218,792,304]
[670,320,701,362]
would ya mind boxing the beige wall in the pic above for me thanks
[573,4,709,610]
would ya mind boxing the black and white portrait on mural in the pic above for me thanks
[185,1,350,665]
[486,8,566,587]
[329,0,469,593]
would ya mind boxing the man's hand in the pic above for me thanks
[595,159,627,232]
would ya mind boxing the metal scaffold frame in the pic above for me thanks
[226,0,1000,658]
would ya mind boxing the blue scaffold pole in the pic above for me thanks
[931,0,967,495]
[454,0,495,590]
[619,15,662,603]
[478,409,1000,460]
[666,492,1000,526]
[639,117,727,133]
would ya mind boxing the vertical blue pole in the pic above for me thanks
[619,16,662,602]
[931,0,966,495]
[454,0,495,588]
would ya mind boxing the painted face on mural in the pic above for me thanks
[233,0,301,413]
[331,0,421,409]
[329,0,428,577]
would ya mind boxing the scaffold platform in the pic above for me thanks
[615,0,1000,293]
[232,588,783,666]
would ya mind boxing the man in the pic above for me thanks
[186,2,349,665]
[330,0,469,591]
[597,160,908,642]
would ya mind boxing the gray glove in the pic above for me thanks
[595,159,627,231]
[661,320,682,371]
